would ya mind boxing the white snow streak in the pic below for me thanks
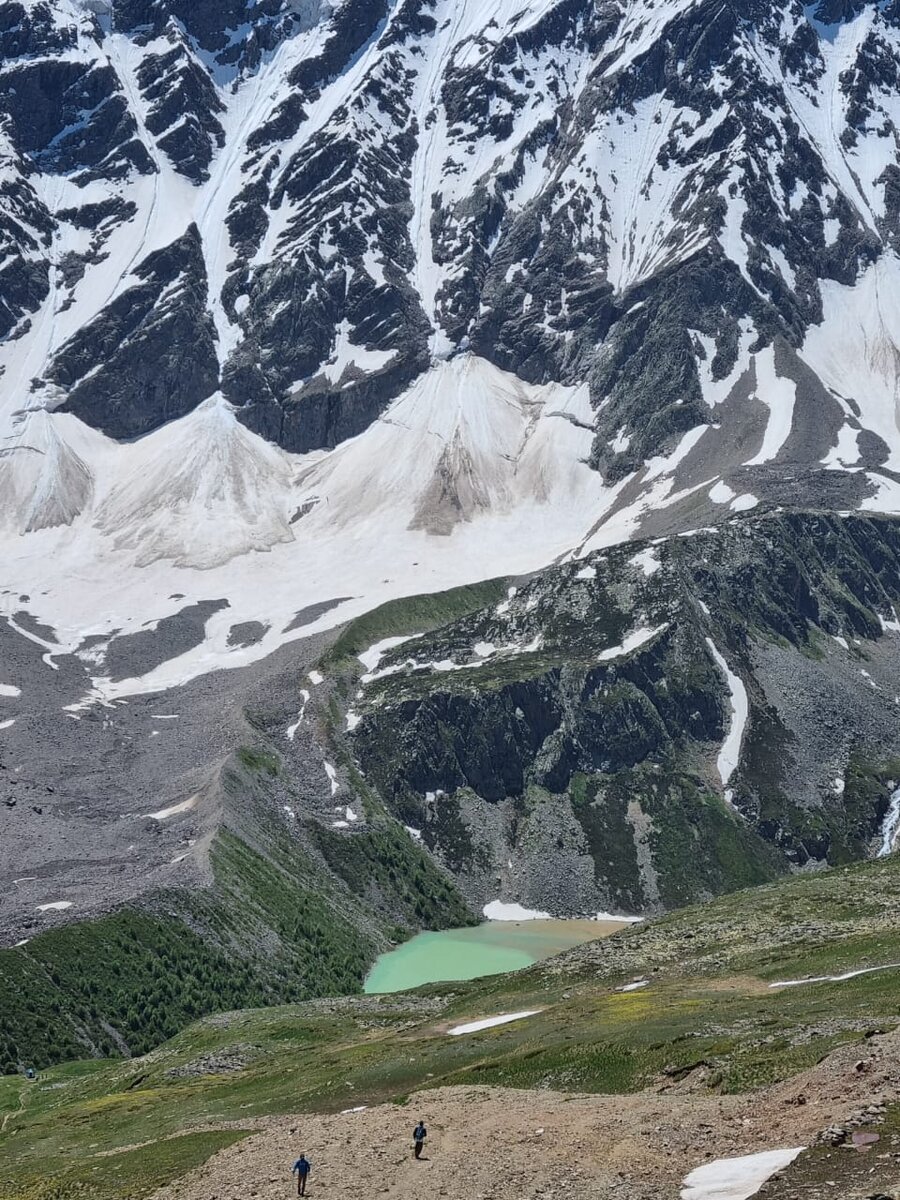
[744,348,795,466]
[358,635,421,682]
[286,689,310,741]
[705,638,748,789]
[770,963,900,989]
[448,1010,542,1036]
[878,786,900,857]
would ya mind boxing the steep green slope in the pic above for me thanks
[0,817,472,1073]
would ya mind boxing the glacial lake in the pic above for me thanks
[363,917,628,993]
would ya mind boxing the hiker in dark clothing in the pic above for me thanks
[292,1154,311,1195]
[413,1120,427,1159]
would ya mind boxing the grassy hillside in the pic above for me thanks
[2,852,900,1199]
[321,577,511,670]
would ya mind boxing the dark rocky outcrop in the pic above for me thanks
[52,226,219,439]
[346,514,900,915]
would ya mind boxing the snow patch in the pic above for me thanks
[823,424,861,469]
[483,900,550,921]
[803,262,900,473]
[744,348,796,467]
[709,480,736,504]
[143,795,198,821]
[496,586,518,616]
[730,493,759,513]
[680,1147,805,1200]
[37,901,74,913]
[324,761,339,795]
[0,684,21,698]
[628,547,661,577]
[448,1010,542,1036]
[598,623,669,661]
[321,319,397,384]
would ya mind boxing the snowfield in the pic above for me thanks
[0,356,627,705]
[3,0,900,710]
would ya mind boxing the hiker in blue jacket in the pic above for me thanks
[413,1119,427,1159]
[292,1153,311,1195]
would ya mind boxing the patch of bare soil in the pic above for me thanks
[150,1029,900,1200]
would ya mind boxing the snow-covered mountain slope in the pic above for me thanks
[6,0,900,698]
[4,356,618,703]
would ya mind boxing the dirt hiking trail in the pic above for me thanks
[150,1028,900,1200]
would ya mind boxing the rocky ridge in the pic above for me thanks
[344,512,900,914]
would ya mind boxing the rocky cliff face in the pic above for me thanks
[4,0,900,716]
[2,0,900,471]
[5,1,900,958]
[344,513,900,914]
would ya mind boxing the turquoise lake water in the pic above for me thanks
[363,918,625,993]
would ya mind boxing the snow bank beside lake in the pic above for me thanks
[483,901,550,921]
